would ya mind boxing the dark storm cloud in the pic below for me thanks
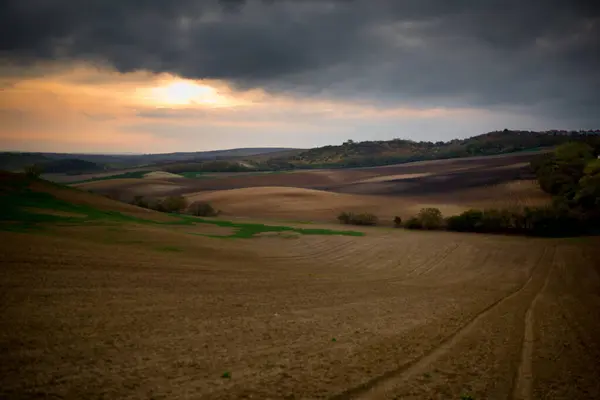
[2,0,599,122]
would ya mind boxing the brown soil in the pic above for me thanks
[184,183,546,223]
[72,152,550,223]
[184,186,448,222]
[1,225,598,399]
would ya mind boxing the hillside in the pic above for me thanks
[0,147,300,172]
[5,131,599,175]
[162,130,600,173]
[0,171,361,236]
[289,130,600,169]
[0,171,175,223]
[38,158,106,174]
[0,152,51,171]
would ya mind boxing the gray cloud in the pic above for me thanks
[2,0,599,124]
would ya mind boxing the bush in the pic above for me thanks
[337,211,378,226]
[404,216,422,229]
[337,212,352,224]
[188,201,220,217]
[156,195,187,213]
[393,216,402,227]
[524,206,586,236]
[447,208,517,233]
[480,208,513,232]
[445,206,588,236]
[147,199,166,212]
[532,142,594,198]
[417,207,444,230]
[446,209,483,231]
[352,213,378,226]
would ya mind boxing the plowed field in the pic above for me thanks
[2,222,599,399]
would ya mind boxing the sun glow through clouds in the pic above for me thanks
[141,79,229,107]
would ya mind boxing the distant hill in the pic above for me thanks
[3,131,599,174]
[287,130,600,169]
[39,158,106,174]
[0,147,300,172]
[0,153,51,171]
[165,130,600,173]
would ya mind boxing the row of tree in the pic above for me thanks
[431,141,599,236]
[293,130,600,169]
[336,141,599,236]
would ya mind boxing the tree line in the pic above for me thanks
[337,140,600,236]
[293,130,600,169]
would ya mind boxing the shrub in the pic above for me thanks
[417,207,444,230]
[404,216,422,229]
[337,211,378,226]
[158,195,187,213]
[189,201,220,217]
[393,216,402,227]
[479,208,513,232]
[524,206,585,236]
[532,142,594,198]
[337,211,352,224]
[147,199,166,212]
[446,209,483,232]
[351,213,378,226]
[446,206,588,236]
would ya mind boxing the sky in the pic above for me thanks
[1,0,599,153]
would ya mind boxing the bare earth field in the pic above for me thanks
[1,221,600,399]
[73,152,550,222]
[2,151,597,399]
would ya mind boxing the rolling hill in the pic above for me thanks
[288,130,600,168]
[0,147,301,173]
[1,171,599,399]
